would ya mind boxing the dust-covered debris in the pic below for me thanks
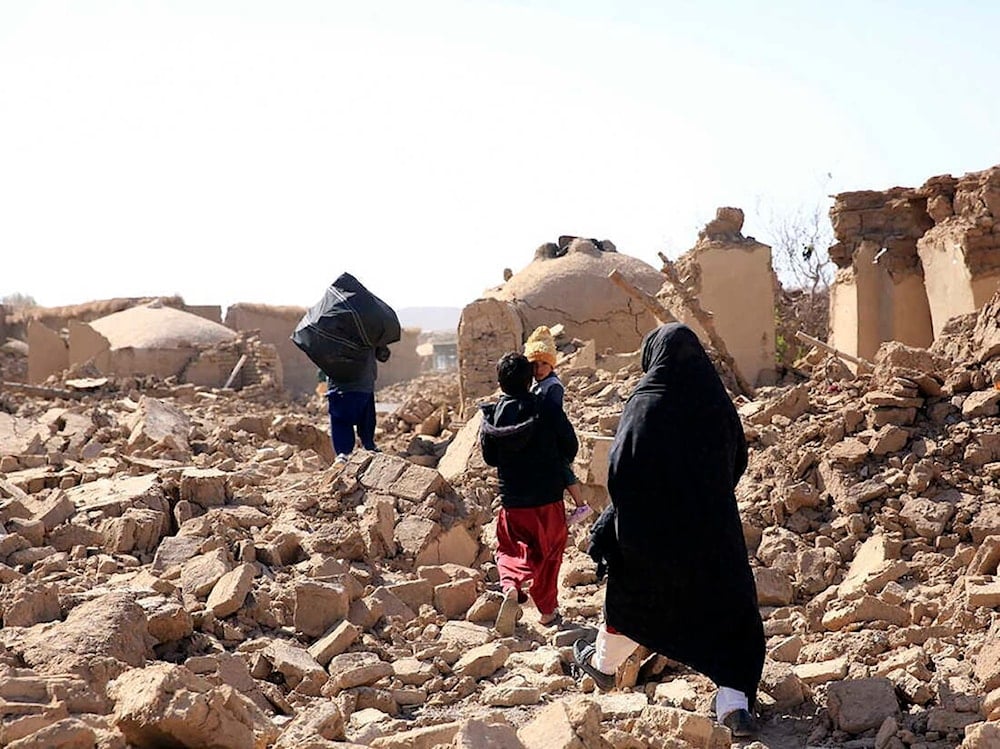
[0,288,999,748]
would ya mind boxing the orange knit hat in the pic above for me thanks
[524,325,557,367]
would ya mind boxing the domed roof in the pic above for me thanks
[486,239,664,351]
[89,303,236,350]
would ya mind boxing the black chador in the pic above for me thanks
[594,323,765,703]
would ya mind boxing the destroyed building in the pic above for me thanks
[12,299,423,398]
[458,213,777,414]
[457,237,665,413]
[829,164,1000,362]
[657,207,777,388]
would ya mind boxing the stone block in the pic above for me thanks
[101,507,168,554]
[384,579,434,612]
[368,587,416,624]
[125,396,192,458]
[415,523,479,568]
[394,516,439,558]
[827,678,900,733]
[263,639,327,691]
[308,621,361,666]
[327,652,394,691]
[453,719,525,749]
[653,678,697,710]
[967,536,1000,575]
[822,596,910,630]
[180,548,232,598]
[206,563,256,618]
[359,454,407,493]
[272,702,345,747]
[294,581,351,637]
[109,663,277,749]
[483,685,541,707]
[179,467,230,508]
[636,704,731,748]
[518,701,582,749]
[962,389,1000,417]
[974,640,1000,692]
[348,595,384,630]
[433,578,478,619]
[390,463,446,502]
[967,580,1000,609]
[794,657,849,685]
[391,658,436,687]
[23,490,75,531]
[369,721,460,749]
[900,495,955,538]
[453,642,510,680]
[755,567,794,606]
[761,662,806,708]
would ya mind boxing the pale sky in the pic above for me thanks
[2,0,998,312]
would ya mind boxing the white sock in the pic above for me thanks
[716,686,749,720]
[592,624,639,674]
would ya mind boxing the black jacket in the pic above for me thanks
[479,393,578,509]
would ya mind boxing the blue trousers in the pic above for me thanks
[326,389,376,456]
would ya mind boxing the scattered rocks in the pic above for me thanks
[0,287,998,747]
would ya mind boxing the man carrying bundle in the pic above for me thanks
[292,273,400,463]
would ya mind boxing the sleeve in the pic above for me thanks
[545,380,565,410]
[478,406,499,466]
[552,404,578,463]
[479,428,498,466]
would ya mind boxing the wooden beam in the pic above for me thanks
[608,269,677,325]
[794,331,874,371]
[224,354,249,390]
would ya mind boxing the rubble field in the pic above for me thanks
[0,290,998,749]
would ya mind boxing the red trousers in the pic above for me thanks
[495,501,568,616]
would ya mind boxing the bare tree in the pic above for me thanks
[764,200,835,295]
[1,292,38,310]
[754,184,836,366]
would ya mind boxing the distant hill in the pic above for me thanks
[397,306,461,332]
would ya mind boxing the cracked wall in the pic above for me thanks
[457,238,664,413]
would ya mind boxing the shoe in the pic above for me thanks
[721,708,757,738]
[494,589,521,636]
[538,608,560,626]
[334,453,349,465]
[572,639,616,691]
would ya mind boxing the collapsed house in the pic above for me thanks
[457,212,777,415]
[10,300,424,398]
[457,237,664,413]
[655,207,777,388]
[829,165,1000,362]
[23,301,281,392]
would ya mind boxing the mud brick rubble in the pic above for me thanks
[0,291,998,749]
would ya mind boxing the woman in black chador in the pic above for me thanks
[574,323,764,737]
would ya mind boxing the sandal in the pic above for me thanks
[494,589,521,636]
[572,638,616,691]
